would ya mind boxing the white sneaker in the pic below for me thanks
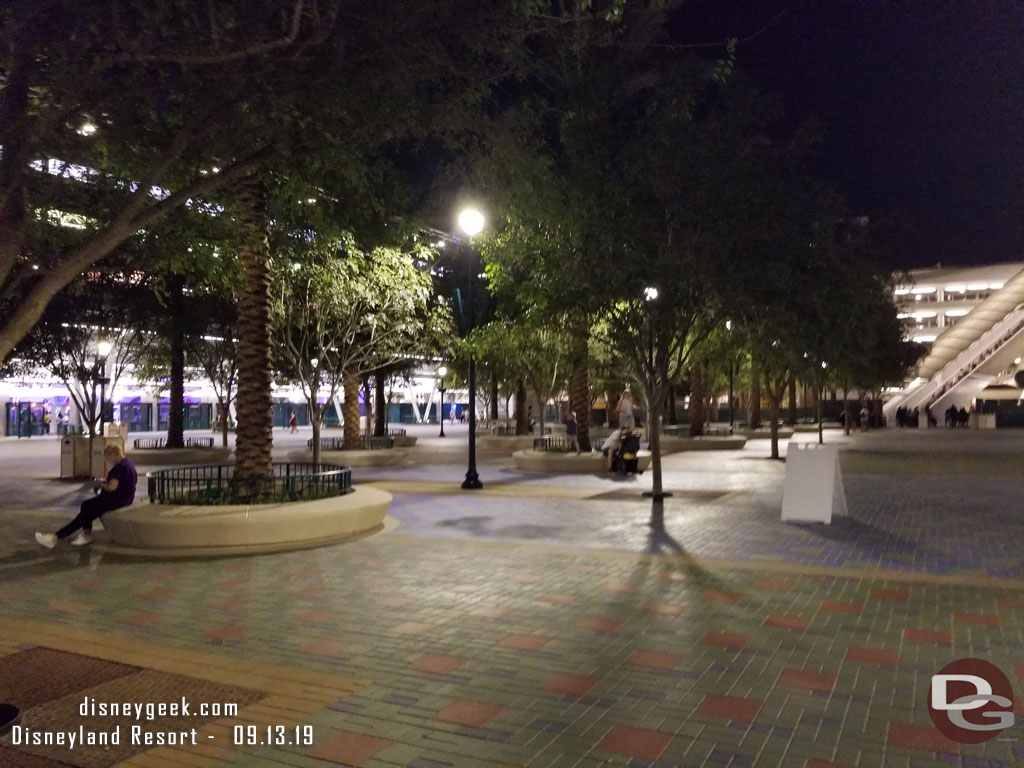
[34,532,57,549]
[70,532,94,546]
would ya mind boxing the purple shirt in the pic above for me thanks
[102,458,137,508]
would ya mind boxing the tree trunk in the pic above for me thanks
[787,377,797,426]
[688,363,705,437]
[817,384,824,444]
[363,378,372,440]
[166,289,185,448]
[221,396,231,448]
[749,358,762,429]
[232,175,273,480]
[535,391,546,436]
[606,382,623,428]
[489,374,499,422]
[514,378,528,435]
[768,375,783,459]
[309,389,322,466]
[342,366,360,450]
[842,386,851,436]
[568,328,591,451]
[374,373,386,437]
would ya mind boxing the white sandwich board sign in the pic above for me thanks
[781,442,848,523]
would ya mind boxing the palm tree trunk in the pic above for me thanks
[342,366,360,450]
[568,328,591,452]
[232,175,273,480]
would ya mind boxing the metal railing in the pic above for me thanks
[306,435,394,451]
[493,425,518,436]
[147,462,352,505]
[533,436,574,452]
[387,428,407,437]
[133,437,215,449]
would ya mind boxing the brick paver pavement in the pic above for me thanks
[1,428,1022,767]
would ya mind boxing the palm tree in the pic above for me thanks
[232,175,274,482]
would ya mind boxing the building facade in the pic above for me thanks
[886,262,1024,427]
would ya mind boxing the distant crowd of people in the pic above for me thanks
[944,404,971,428]
[893,404,971,428]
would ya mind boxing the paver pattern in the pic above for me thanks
[0,427,1022,767]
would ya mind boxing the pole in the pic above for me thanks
[99,377,107,438]
[462,246,482,489]
[647,313,653,449]
[438,386,446,438]
[728,363,735,430]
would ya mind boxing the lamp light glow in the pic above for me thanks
[438,365,448,377]
[457,208,485,237]
[644,286,659,302]
[97,340,112,357]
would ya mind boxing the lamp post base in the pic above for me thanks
[461,472,483,490]
[0,702,21,738]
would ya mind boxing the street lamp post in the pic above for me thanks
[458,208,484,490]
[437,366,448,438]
[726,320,734,431]
[644,287,658,449]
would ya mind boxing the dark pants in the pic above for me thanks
[56,496,122,540]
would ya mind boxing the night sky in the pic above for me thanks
[681,0,1024,270]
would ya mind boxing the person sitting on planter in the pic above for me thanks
[35,443,137,548]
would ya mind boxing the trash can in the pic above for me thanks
[60,437,75,478]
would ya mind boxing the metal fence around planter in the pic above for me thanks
[493,425,518,436]
[387,428,406,437]
[147,462,352,505]
[306,435,395,451]
[533,436,574,452]
[133,437,215,450]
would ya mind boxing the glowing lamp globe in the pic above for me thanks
[458,208,484,237]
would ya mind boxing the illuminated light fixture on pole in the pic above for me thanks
[78,122,98,137]
[458,208,484,237]
[437,366,448,438]
[458,207,484,490]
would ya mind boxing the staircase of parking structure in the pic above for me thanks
[886,304,1024,419]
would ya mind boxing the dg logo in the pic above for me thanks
[929,658,1016,744]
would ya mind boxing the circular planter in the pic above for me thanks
[128,447,232,465]
[512,449,652,473]
[660,435,748,452]
[287,448,409,467]
[392,435,418,447]
[478,435,535,451]
[736,427,795,440]
[102,486,391,555]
